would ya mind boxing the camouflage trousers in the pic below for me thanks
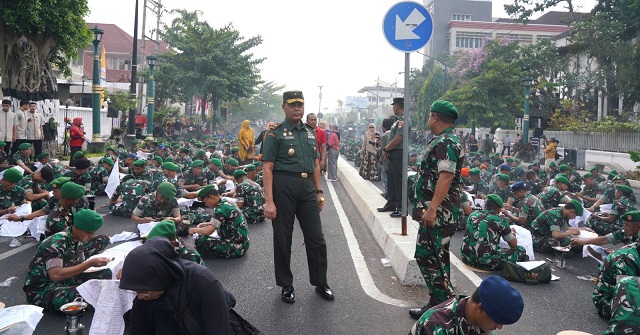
[587,216,620,236]
[244,210,265,224]
[195,235,248,259]
[462,246,528,271]
[109,204,134,218]
[606,276,640,335]
[176,237,205,265]
[31,199,47,212]
[532,235,570,254]
[84,235,110,259]
[415,224,456,305]
[26,270,112,311]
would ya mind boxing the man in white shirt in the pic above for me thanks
[501,132,512,156]
[0,100,16,153]
[12,99,28,155]
[25,101,44,158]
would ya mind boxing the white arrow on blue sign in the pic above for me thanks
[382,1,433,52]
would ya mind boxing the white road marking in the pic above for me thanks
[326,176,411,307]
[450,253,483,287]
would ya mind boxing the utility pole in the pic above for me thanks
[318,86,323,115]
[127,0,139,139]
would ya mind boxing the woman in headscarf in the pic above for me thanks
[119,237,232,335]
[359,123,380,181]
[237,120,255,164]
[69,117,85,167]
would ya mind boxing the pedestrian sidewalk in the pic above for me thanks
[336,157,425,285]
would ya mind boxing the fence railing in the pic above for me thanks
[54,107,121,145]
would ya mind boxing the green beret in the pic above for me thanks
[133,159,147,167]
[72,151,85,159]
[197,185,216,199]
[105,147,115,152]
[73,209,104,232]
[102,158,115,166]
[622,210,640,223]
[2,168,23,182]
[157,182,177,199]
[527,164,533,170]
[18,143,32,150]
[582,173,592,179]
[211,158,223,167]
[49,177,71,189]
[559,164,570,171]
[430,100,459,120]
[233,169,247,178]
[231,147,240,153]
[253,161,262,167]
[152,141,159,145]
[569,199,583,216]
[130,140,139,145]
[161,162,179,171]
[0,141,5,147]
[154,156,163,165]
[164,157,174,163]
[147,220,176,239]
[506,157,514,163]
[226,158,239,166]
[497,173,510,182]
[244,164,256,172]
[486,194,504,208]
[196,142,203,148]
[191,159,204,168]
[616,184,634,196]
[117,143,125,148]
[207,144,216,149]
[36,153,49,160]
[172,144,180,149]
[589,166,599,172]
[515,159,521,164]
[547,162,555,168]
[469,168,481,176]
[61,182,86,199]
[179,148,190,154]
[613,175,625,181]
[555,175,571,185]
[197,149,206,157]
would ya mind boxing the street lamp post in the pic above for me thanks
[91,26,104,143]
[146,55,157,140]
[522,77,533,145]
[318,86,323,116]
[81,75,87,107]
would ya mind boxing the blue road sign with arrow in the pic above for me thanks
[382,1,433,52]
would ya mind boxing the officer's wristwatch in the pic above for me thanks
[316,190,323,194]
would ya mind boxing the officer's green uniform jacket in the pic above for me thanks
[410,296,483,335]
[530,207,570,253]
[460,210,517,271]
[538,185,565,209]
[235,178,265,224]
[593,242,640,319]
[262,118,318,172]
[132,192,180,220]
[0,185,26,209]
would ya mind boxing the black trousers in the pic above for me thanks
[271,172,328,287]
[387,150,403,208]
[3,141,11,154]
[11,139,24,155]
[26,140,42,158]
[69,146,82,167]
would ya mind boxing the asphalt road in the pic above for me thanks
[0,167,613,334]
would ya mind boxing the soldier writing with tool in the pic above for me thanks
[410,100,465,320]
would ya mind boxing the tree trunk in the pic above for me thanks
[1,33,60,156]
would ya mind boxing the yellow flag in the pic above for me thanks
[99,45,107,107]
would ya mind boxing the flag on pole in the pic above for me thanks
[99,45,107,107]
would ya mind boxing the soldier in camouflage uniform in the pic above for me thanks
[23,210,111,311]
[45,182,92,237]
[146,220,204,265]
[530,200,584,253]
[525,170,544,196]
[178,159,207,191]
[0,141,9,171]
[191,185,250,258]
[568,163,583,191]
[606,275,640,335]
[109,176,152,218]
[548,161,559,181]
[248,161,263,187]
[501,182,545,231]
[131,182,182,224]
[223,157,239,177]
[466,168,487,198]
[63,158,93,194]
[538,175,571,210]
[10,142,35,174]
[233,168,265,224]
[410,276,524,334]
[460,194,528,271]
[175,148,192,172]
[19,166,54,211]
[577,172,601,208]
[588,185,637,236]
[590,166,606,184]
[571,210,640,255]
[0,168,26,214]
[410,101,464,320]
[532,162,547,185]
[487,173,514,206]
[593,235,640,319]
[89,158,114,195]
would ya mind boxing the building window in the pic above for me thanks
[452,14,471,21]
[455,31,491,49]
[496,33,533,45]
[110,57,130,70]
[537,35,554,42]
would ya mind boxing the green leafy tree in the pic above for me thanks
[0,0,91,111]
[225,81,284,125]
[504,0,578,22]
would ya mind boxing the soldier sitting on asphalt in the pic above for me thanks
[501,181,545,231]
[149,162,199,200]
[538,175,572,210]
[63,158,93,194]
[0,167,27,215]
[177,159,206,191]
[189,185,250,259]
[89,157,114,195]
[530,199,587,253]
[146,219,204,265]
[577,172,602,208]
[587,185,636,236]
[592,214,640,319]
[19,166,54,211]
[10,142,35,174]
[233,167,265,224]
[410,276,524,335]
[525,170,545,196]
[487,173,514,206]
[23,209,112,312]
[460,194,528,271]
[109,175,152,218]
[571,210,640,261]
[606,275,640,334]
[131,181,182,225]
[45,182,92,238]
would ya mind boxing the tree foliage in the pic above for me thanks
[156,9,264,120]
[226,81,285,123]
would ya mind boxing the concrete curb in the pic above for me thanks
[337,157,425,286]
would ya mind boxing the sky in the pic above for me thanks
[85,0,597,113]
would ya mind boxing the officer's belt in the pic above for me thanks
[274,170,311,179]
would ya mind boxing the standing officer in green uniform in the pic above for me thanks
[261,90,333,303]
[379,98,406,217]
[410,100,464,320]
[23,209,111,311]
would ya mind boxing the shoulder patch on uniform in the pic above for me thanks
[267,132,276,138]
[398,121,404,129]
[271,123,282,130]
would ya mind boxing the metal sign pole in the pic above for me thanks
[401,52,410,236]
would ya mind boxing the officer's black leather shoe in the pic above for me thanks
[281,286,295,303]
[409,304,433,320]
[315,285,334,300]
[377,203,394,212]
[390,211,402,218]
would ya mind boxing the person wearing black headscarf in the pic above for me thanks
[119,237,232,335]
